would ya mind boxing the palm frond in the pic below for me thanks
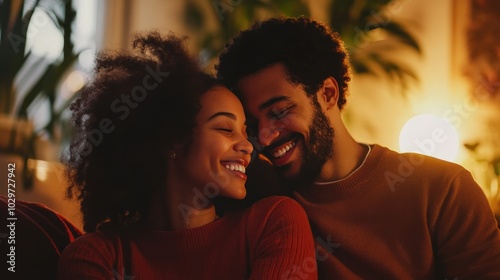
[366,51,419,94]
[379,21,421,54]
[329,0,421,93]
[185,0,309,66]
[184,0,421,93]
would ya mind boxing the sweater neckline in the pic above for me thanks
[294,144,385,201]
[140,212,228,238]
[313,144,372,185]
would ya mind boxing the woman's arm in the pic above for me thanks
[57,232,121,280]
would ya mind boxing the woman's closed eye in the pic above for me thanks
[216,128,233,133]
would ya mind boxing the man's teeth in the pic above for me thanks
[224,164,246,174]
[273,141,295,159]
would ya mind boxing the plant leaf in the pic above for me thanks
[379,21,421,54]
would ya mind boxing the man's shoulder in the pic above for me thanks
[372,144,478,199]
[374,144,467,176]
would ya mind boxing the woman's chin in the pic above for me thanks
[222,187,247,200]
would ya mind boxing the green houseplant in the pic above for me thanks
[0,0,79,188]
[463,0,500,222]
[184,0,421,91]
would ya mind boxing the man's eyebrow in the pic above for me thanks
[206,112,236,122]
[258,96,290,111]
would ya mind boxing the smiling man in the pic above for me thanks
[217,16,500,279]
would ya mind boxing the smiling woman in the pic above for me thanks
[178,87,252,200]
[56,32,317,280]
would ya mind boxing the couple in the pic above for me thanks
[58,17,500,279]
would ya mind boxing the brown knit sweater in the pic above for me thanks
[293,144,500,279]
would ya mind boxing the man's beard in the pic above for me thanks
[277,96,334,189]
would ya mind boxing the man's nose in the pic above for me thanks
[258,127,280,147]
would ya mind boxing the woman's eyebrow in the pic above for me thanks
[206,111,236,122]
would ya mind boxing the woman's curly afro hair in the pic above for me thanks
[63,32,221,232]
[217,16,351,110]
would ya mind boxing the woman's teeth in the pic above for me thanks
[225,164,246,174]
[273,141,295,159]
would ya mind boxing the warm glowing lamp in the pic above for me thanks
[399,114,460,162]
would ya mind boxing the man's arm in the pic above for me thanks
[433,170,500,279]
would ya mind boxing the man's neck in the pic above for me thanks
[315,143,370,184]
[316,124,367,182]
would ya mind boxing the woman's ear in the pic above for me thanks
[318,77,339,110]
[168,142,184,160]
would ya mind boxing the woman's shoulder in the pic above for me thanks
[244,196,309,228]
[242,196,314,259]
[250,195,303,212]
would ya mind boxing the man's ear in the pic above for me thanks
[318,77,339,110]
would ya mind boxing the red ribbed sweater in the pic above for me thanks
[56,196,317,279]
[0,197,81,280]
[293,144,500,279]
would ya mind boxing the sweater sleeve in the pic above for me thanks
[247,196,318,280]
[0,196,82,280]
[56,232,122,280]
[433,170,500,279]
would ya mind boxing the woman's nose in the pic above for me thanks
[236,136,254,155]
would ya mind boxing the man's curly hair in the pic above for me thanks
[63,32,221,233]
[216,16,351,110]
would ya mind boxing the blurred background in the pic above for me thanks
[1,0,499,230]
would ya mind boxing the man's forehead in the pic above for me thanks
[236,66,290,97]
[236,63,288,86]
[239,91,289,113]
